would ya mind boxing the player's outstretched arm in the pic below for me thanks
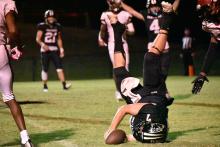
[104,103,147,140]
[121,2,144,21]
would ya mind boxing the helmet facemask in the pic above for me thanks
[44,10,57,25]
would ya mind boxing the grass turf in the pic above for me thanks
[0,76,220,147]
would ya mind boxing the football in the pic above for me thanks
[105,129,127,145]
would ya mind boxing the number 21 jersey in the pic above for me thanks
[37,22,61,52]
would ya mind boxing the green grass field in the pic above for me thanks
[0,76,220,147]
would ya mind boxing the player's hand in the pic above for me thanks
[60,48,65,58]
[98,40,107,47]
[161,1,173,13]
[41,42,49,51]
[11,47,22,60]
[192,74,209,94]
[104,128,114,140]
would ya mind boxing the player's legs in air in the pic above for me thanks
[143,1,180,105]
[109,41,130,101]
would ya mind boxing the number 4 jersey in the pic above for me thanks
[141,10,169,50]
[37,22,61,52]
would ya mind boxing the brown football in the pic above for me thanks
[105,129,127,145]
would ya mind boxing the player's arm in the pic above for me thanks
[57,32,65,58]
[36,30,49,51]
[121,2,144,21]
[104,103,147,140]
[98,23,107,47]
[5,11,22,60]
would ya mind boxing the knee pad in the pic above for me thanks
[56,69,63,72]
[41,70,48,81]
[2,93,15,102]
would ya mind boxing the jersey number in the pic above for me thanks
[149,19,160,34]
[146,114,152,122]
[44,32,57,43]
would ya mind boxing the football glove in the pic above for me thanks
[11,47,22,60]
[192,74,209,94]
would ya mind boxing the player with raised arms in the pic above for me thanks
[0,0,34,146]
[104,0,180,144]
[98,0,135,101]
[36,10,71,92]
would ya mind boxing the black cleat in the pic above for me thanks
[166,97,174,106]
[63,83,71,90]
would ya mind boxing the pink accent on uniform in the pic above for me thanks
[202,20,220,41]
[0,0,18,102]
[100,10,133,70]
[0,45,15,102]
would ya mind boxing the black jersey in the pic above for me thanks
[37,22,61,49]
[141,10,162,43]
[130,102,168,143]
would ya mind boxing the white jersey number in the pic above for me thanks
[146,114,152,122]
[44,32,57,43]
[149,19,160,34]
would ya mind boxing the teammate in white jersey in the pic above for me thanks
[192,0,220,94]
[0,0,34,146]
[98,0,135,101]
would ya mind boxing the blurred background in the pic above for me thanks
[13,0,219,81]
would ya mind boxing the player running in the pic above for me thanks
[192,0,220,94]
[0,0,34,146]
[121,0,173,101]
[105,0,180,143]
[98,0,135,101]
[36,10,71,92]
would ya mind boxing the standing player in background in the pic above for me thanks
[181,28,195,76]
[104,0,180,143]
[192,0,220,94]
[36,10,71,92]
[98,0,135,101]
[121,0,173,102]
[0,0,34,146]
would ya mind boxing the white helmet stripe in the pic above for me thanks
[143,132,164,137]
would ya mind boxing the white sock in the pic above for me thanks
[20,130,30,144]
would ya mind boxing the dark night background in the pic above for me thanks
[15,0,210,42]
[10,0,219,81]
